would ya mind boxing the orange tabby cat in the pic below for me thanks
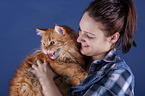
[9,24,87,96]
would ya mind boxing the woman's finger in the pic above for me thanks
[37,60,43,71]
[32,64,38,70]
[37,60,41,67]
[43,60,47,71]
[30,69,36,74]
[44,60,47,66]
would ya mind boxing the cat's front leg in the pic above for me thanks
[49,61,88,85]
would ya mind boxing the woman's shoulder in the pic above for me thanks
[113,56,133,74]
[108,56,134,86]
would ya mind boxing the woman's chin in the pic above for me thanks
[81,49,88,55]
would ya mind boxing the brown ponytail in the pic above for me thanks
[85,0,137,53]
[120,0,137,53]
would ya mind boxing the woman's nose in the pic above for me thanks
[77,34,85,43]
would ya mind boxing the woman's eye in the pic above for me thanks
[50,41,55,45]
[87,35,94,39]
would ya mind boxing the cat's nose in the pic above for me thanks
[45,46,50,49]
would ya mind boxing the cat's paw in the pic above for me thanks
[69,77,81,85]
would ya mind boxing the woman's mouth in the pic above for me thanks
[81,44,89,48]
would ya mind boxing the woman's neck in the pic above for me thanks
[92,49,113,61]
[92,52,108,61]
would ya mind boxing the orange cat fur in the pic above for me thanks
[9,24,88,96]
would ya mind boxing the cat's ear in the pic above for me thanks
[54,24,66,35]
[34,27,45,36]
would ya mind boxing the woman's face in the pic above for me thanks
[77,12,113,60]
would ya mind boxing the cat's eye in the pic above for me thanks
[43,43,45,45]
[50,41,55,45]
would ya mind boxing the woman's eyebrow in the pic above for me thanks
[78,26,95,36]
[84,31,96,36]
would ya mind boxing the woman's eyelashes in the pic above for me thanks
[78,28,94,39]
[87,35,94,39]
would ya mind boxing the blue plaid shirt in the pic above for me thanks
[71,49,134,96]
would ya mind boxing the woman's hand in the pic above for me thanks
[30,60,62,96]
[31,60,57,80]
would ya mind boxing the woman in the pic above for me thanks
[32,0,137,95]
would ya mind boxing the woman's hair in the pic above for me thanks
[85,0,137,53]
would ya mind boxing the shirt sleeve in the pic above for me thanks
[83,68,134,96]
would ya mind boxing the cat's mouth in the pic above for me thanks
[48,48,61,59]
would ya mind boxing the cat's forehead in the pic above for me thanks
[42,28,60,41]
[42,27,55,35]
[45,27,54,33]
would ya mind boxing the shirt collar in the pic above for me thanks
[103,48,117,62]
[92,49,117,64]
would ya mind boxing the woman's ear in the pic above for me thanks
[109,32,120,43]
